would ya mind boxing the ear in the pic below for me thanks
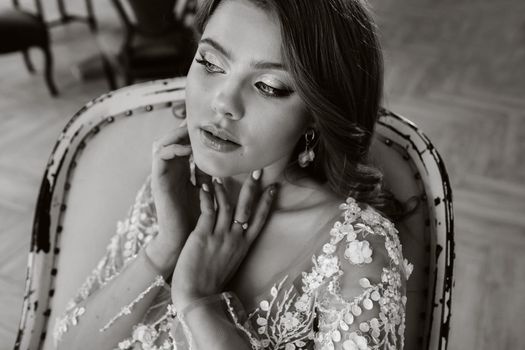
[304,118,317,133]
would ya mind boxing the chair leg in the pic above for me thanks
[42,46,58,97]
[56,0,68,24]
[101,54,117,90]
[124,72,133,86]
[123,59,133,86]
[85,0,97,32]
[22,50,36,73]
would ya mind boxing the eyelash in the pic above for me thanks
[195,56,293,98]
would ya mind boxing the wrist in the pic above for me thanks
[144,237,181,278]
[173,291,213,313]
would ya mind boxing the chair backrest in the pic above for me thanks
[115,0,176,33]
[371,109,455,350]
[14,78,454,350]
[13,0,44,19]
[111,0,194,34]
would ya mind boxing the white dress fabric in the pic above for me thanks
[53,175,413,350]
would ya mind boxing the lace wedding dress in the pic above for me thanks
[53,175,413,350]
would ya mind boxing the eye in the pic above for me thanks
[195,56,224,74]
[255,82,293,98]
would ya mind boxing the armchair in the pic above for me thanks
[14,78,454,350]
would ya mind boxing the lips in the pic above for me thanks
[199,129,241,152]
[200,125,241,145]
[202,129,239,145]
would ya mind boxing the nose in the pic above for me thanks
[211,79,245,121]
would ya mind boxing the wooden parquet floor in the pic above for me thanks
[1,0,524,349]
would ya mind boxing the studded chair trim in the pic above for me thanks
[376,108,454,350]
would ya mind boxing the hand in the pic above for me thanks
[171,170,278,311]
[150,121,207,257]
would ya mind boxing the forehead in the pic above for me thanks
[202,0,283,63]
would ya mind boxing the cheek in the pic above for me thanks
[261,126,299,150]
[185,68,214,136]
[185,67,205,120]
[246,112,306,160]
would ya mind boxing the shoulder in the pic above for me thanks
[308,197,413,350]
[331,197,412,280]
[290,179,413,280]
[304,196,413,297]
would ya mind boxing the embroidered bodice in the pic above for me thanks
[54,175,413,350]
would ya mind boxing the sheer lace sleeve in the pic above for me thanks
[312,198,413,350]
[53,175,161,343]
[52,186,412,349]
[169,292,261,349]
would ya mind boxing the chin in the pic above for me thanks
[192,149,240,177]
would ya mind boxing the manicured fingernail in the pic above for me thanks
[179,119,187,127]
[202,183,210,192]
[212,176,223,184]
[251,169,262,180]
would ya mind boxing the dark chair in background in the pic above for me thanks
[104,0,197,88]
[0,0,58,96]
[0,0,97,97]
[47,0,97,32]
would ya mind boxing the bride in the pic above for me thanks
[53,0,414,349]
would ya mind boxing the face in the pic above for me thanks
[185,0,311,178]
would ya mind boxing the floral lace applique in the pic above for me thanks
[241,276,316,350]
[221,197,413,350]
[117,305,178,350]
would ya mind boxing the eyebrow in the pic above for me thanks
[199,37,286,71]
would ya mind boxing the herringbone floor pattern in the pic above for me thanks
[1,0,524,349]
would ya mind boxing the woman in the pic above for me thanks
[53,0,414,349]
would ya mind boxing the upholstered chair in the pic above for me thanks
[14,78,454,350]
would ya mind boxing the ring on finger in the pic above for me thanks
[233,219,249,231]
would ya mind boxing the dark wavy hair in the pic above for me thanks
[193,0,416,221]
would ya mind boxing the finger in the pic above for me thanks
[152,140,162,156]
[194,164,212,188]
[159,143,192,160]
[231,170,262,232]
[212,177,232,234]
[152,127,190,158]
[245,184,278,244]
[157,125,190,147]
[192,186,216,235]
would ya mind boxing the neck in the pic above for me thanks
[221,163,320,212]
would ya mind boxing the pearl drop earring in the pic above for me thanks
[298,129,316,167]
